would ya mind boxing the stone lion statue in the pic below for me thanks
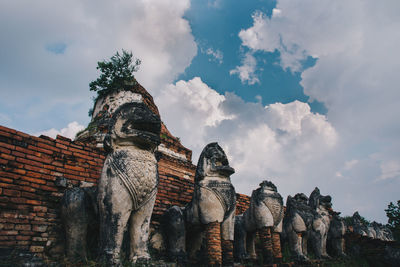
[61,185,98,261]
[234,180,284,264]
[327,211,347,257]
[98,101,161,265]
[308,187,333,259]
[283,193,315,262]
[164,142,236,266]
[351,211,369,237]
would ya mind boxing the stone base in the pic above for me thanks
[272,232,283,262]
[206,221,222,266]
[221,239,234,266]
[259,227,273,264]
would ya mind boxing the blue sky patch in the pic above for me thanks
[180,0,327,114]
[45,42,67,54]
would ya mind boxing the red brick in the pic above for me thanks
[11,150,26,158]
[22,176,46,184]
[55,142,68,150]
[0,235,15,241]
[0,223,14,230]
[0,241,19,248]
[15,224,31,231]
[43,164,56,170]
[55,138,70,146]
[29,246,44,253]
[26,199,42,205]
[20,186,36,193]
[10,197,26,204]
[33,206,47,212]
[0,147,11,154]
[37,142,60,152]
[26,154,52,164]
[0,142,15,150]
[21,191,36,199]
[29,145,53,155]
[41,174,55,181]
[32,225,47,232]
[64,164,85,172]
[15,131,30,138]
[0,125,17,134]
[0,130,15,138]
[3,189,21,197]
[0,230,18,235]
[1,153,15,161]
[38,185,56,192]
[25,164,50,174]
[30,183,40,189]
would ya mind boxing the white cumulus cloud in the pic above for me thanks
[157,77,338,201]
[230,52,260,85]
[235,0,400,221]
[34,121,84,140]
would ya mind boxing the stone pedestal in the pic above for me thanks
[222,239,234,266]
[206,221,222,266]
[272,232,282,262]
[259,226,273,264]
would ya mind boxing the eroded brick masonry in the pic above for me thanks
[0,124,250,260]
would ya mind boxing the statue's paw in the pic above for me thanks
[248,253,257,260]
[168,251,187,263]
[130,254,151,264]
[322,254,332,260]
[339,252,347,258]
[294,254,309,263]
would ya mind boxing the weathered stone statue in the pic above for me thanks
[367,224,377,238]
[283,193,315,262]
[98,101,161,265]
[327,211,347,257]
[308,187,333,259]
[351,211,369,237]
[370,221,394,241]
[380,224,395,241]
[164,142,236,266]
[61,186,98,261]
[234,180,284,264]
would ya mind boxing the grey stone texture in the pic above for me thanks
[60,186,98,261]
[283,193,315,262]
[163,142,236,263]
[98,101,161,265]
[351,211,369,237]
[234,180,284,263]
[308,187,332,259]
[327,211,346,257]
[351,212,395,241]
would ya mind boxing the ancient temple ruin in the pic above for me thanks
[0,81,399,266]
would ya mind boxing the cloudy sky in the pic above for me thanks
[1,0,399,223]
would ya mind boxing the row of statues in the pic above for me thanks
[351,211,394,241]
[60,96,394,265]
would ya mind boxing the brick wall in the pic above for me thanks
[0,125,105,259]
[0,125,251,261]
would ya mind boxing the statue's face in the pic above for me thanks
[112,103,161,148]
[261,184,276,193]
[204,145,235,178]
[294,193,309,204]
[319,194,332,209]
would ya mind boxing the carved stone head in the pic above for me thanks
[104,102,161,152]
[292,193,309,205]
[253,180,282,203]
[195,142,235,183]
[352,211,369,236]
[259,180,277,192]
[309,187,332,211]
